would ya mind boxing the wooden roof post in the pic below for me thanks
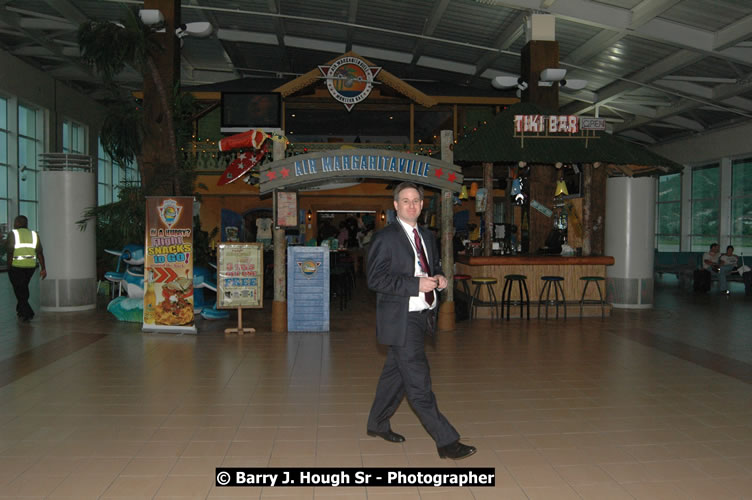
[271,139,288,333]
[483,162,494,256]
[438,130,455,331]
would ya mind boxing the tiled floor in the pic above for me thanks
[0,274,751,499]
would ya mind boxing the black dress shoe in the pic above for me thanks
[438,441,477,460]
[367,430,405,443]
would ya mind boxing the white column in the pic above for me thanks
[720,157,732,248]
[605,177,656,309]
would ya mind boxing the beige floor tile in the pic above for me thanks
[621,480,689,500]
[316,438,361,456]
[507,464,568,488]
[100,474,166,497]
[182,440,231,457]
[171,456,224,475]
[154,474,213,498]
[571,482,635,500]
[271,440,316,457]
[48,474,115,498]
[120,457,177,476]
[2,473,67,497]
[554,464,614,485]
[523,485,581,500]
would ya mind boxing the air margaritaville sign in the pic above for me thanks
[257,149,464,194]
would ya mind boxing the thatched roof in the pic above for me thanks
[454,102,683,176]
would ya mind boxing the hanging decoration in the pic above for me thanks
[555,179,569,197]
[217,145,268,186]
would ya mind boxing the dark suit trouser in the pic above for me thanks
[9,266,36,319]
[368,311,459,448]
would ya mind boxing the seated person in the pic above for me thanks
[702,243,730,294]
[719,245,739,294]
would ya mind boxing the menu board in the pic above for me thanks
[276,191,298,228]
[217,242,263,309]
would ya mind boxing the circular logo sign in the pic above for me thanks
[298,260,321,278]
[319,57,381,111]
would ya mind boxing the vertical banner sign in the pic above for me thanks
[217,243,264,309]
[143,197,196,334]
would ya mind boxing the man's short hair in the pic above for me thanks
[710,243,719,250]
[393,181,424,201]
[727,245,734,252]
[14,215,28,228]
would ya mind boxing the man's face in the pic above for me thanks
[726,248,734,255]
[394,187,423,226]
[711,245,720,254]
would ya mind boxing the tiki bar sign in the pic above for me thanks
[514,115,607,134]
[258,149,464,194]
[515,114,580,134]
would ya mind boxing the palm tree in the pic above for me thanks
[78,7,181,194]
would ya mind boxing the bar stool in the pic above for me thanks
[470,277,499,320]
[453,274,472,298]
[538,276,567,319]
[579,276,606,319]
[501,274,530,320]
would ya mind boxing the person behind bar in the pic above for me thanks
[6,215,46,321]
[365,181,476,460]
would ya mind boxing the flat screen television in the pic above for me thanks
[221,92,282,133]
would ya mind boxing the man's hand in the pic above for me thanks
[419,276,439,293]
[40,269,47,279]
[436,275,448,290]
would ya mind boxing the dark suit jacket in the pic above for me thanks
[367,221,443,346]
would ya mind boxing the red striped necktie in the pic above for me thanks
[413,228,434,306]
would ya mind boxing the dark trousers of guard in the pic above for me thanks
[9,267,36,320]
[367,311,460,448]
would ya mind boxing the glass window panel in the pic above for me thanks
[18,105,37,137]
[63,121,70,153]
[691,199,719,235]
[657,202,681,235]
[692,165,719,199]
[19,169,37,200]
[19,201,37,230]
[0,165,6,198]
[730,236,752,256]
[0,130,6,164]
[731,197,752,237]
[0,97,6,129]
[732,159,752,197]
[657,235,680,252]
[658,173,681,202]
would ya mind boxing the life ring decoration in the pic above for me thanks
[216,129,286,186]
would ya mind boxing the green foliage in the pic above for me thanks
[99,95,144,168]
[77,7,155,81]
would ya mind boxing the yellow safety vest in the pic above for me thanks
[12,228,38,268]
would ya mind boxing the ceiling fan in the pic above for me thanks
[492,68,587,96]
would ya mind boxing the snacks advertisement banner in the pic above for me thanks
[217,243,263,309]
[143,197,196,334]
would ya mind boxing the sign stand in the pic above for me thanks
[224,307,256,335]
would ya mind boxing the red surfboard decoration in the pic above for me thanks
[217,147,267,186]
[218,129,268,151]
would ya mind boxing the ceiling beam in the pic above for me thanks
[266,0,290,73]
[43,0,88,24]
[473,11,526,77]
[499,0,752,66]
[345,0,358,52]
[563,0,680,65]
[615,77,752,132]
[618,129,657,144]
[714,13,752,51]
[562,49,702,115]
[662,115,704,132]
[409,0,450,68]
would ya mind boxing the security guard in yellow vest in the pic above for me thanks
[5,215,46,322]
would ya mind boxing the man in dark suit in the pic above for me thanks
[365,182,476,460]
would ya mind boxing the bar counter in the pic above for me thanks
[455,254,615,317]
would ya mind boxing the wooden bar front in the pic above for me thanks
[455,255,615,318]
